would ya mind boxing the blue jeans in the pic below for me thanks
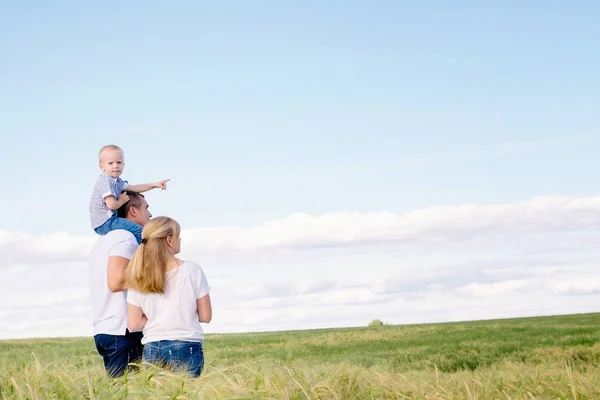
[94,330,143,378]
[143,340,204,377]
[95,214,142,244]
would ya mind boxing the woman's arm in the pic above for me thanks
[197,294,212,323]
[127,303,148,331]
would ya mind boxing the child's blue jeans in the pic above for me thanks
[94,214,142,244]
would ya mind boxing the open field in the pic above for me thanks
[2,313,600,399]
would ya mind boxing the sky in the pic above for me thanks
[1,1,599,339]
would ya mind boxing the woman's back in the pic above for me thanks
[127,261,210,345]
[125,216,212,377]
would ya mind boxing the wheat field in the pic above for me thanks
[2,313,600,399]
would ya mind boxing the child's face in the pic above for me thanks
[99,149,125,178]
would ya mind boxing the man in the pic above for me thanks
[89,191,152,378]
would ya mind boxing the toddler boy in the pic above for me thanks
[89,144,169,243]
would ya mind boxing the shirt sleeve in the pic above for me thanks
[121,179,129,191]
[192,263,211,299]
[127,289,140,306]
[108,232,138,259]
[97,175,114,199]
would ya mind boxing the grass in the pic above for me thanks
[2,313,600,398]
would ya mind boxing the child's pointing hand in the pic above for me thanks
[155,179,170,190]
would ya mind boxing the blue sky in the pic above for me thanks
[1,1,600,338]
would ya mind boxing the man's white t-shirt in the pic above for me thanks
[127,261,210,345]
[90,230,139,336]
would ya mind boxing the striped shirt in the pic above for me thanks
[89,173,129,228]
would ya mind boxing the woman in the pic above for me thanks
[125,216,212,377]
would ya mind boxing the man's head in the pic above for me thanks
[117,191,152,226]
[99,145,125,178]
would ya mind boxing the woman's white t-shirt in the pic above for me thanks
[127,261,210,345]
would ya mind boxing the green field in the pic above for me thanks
[2,313,600,399]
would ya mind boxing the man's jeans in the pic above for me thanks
[143,340,204,377]
[94,214,142,244]
[94,330,143,378]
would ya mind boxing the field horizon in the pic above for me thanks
[3,310,596,343]
[2,312,600,398]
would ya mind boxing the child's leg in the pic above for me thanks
[94,215,142,243]
[94,217,115,236]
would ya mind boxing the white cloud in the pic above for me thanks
[552,277,600,295]
[1,195,600,339]
[0,232,93,264]
[455,280,528,298]
[0,287,90,309]
[2,195,600,265]
[181,195,600,255]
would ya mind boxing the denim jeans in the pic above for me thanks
[94,330,143,378]
[143,340,204,377]
[94,214,142,244]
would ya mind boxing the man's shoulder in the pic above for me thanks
[93,230,138,248]
[106,229,138,243]
[91,230,138,262]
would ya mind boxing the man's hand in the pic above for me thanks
[154,179,170,190]
[118,192,130,204]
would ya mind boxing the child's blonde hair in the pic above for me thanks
[125,216,181,294]
[98,144,123,162]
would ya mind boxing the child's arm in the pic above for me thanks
[104,192,130,210]
[126,179,170,193]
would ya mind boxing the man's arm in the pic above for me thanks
[107,255,129,292]
[127,303,148,331]
[127,179,170,193]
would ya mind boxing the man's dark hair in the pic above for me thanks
[117,191,145,218]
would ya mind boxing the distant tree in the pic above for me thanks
[368,319,384,327]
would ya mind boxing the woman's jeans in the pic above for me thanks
[143,340,204,377]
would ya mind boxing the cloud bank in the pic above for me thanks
[1,195,600,339]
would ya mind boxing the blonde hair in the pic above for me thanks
[125,216,181,294]
[98,144,123,162]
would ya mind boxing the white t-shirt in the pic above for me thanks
[127,261,210,345]
[89,230,139,336]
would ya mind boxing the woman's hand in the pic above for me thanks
[127,304,148,331]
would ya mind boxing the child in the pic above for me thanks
[89,144,169,243]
